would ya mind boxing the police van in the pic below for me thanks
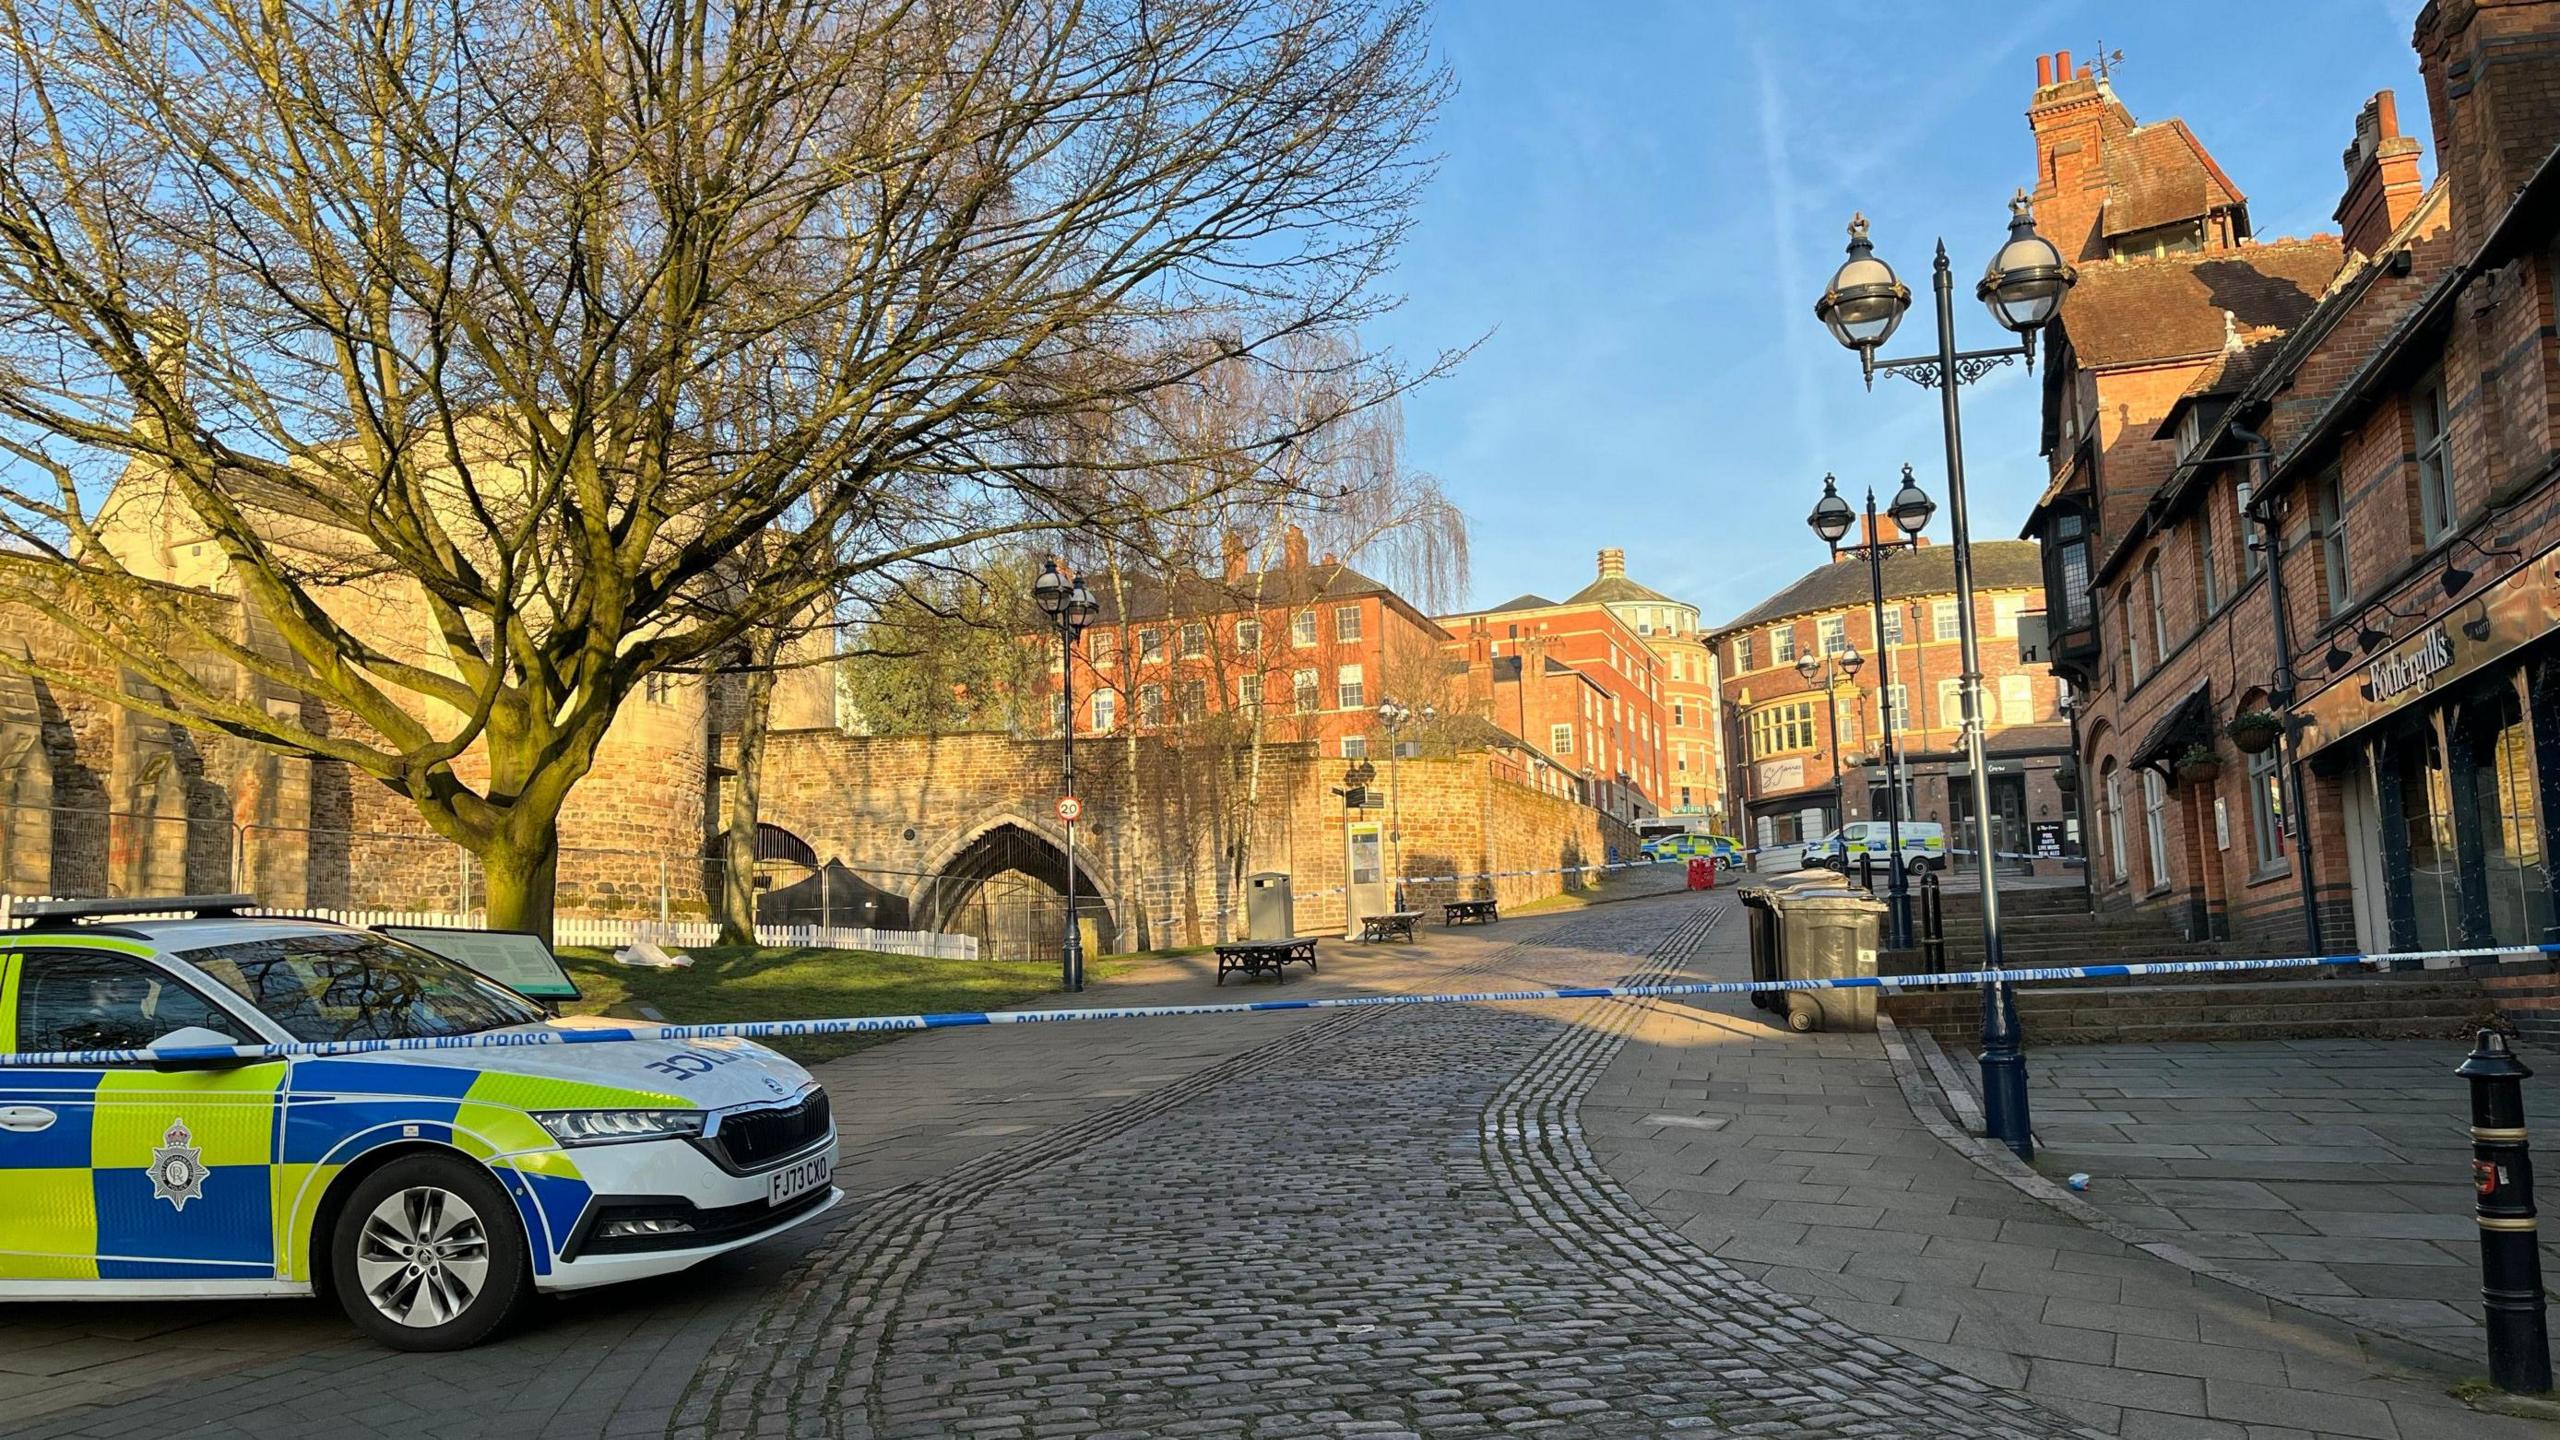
[1796,821,1947,874]
[0,896,839,1350]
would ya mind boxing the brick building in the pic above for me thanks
[2018,3,2560,955]
[1438,567,1676,824]
[1708,541,2070,861]
[1054,526,1455,758]
[1553,549,1727,826]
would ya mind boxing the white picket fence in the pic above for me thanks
[0,896,978,961]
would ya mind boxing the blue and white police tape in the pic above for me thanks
[8,939,2556,1070]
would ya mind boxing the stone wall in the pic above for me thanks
[2,583,1637,946]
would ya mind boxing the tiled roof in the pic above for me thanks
[1478,592,1558,614]
[2102,120,2244,239]
[2149,334,2283,438]
[2057,239,2344,370]
[1095,562,1396,625]
[1565,574,1677,606]
[1709,541,2046,635]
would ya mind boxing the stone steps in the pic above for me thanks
[1882,973,2495,1047]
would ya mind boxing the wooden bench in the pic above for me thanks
[1442,899,1499,926]
[1358,910,1422,944]
[1214,936,1319,984]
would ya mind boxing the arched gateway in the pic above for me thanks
[911,815,1117,962]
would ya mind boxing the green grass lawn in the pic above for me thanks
[557,944,1132,1064]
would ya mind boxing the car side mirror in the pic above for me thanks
[146,1026,258,1072]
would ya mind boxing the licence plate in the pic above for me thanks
[767,1150,833,1206]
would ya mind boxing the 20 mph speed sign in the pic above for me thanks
[1056,795,1083,823]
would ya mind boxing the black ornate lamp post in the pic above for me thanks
[1814,191,2074,1161]
[1808,466,1936,948]
[1377,697,1432,907]
[1032,558,1100,993]
[1792,647,1862,838]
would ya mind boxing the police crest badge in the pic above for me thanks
[149,1118,208,1211]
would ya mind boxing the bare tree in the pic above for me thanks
[1041,332,1462,934]
[0,0,1450,936]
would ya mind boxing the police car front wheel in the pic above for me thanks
[331,1154,531,1350]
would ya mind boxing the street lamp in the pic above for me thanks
[1377,697,1433,907]
[1792,646,1862,845]
[1032,558,1100,993]
[1808,466,1932,948]
[1812,189,2074,1162]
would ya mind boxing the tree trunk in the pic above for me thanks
[717,646,780,946]
[481,828,561,941]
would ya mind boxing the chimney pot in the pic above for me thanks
[1282,525,1309,570]
[2055,49,2071,79]
[2076,63,2092,80]
[1221,531,1248,583]
[2036,53,2054,87]
[2335,88,2425,255]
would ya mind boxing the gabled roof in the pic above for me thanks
[2102,120,2246,239]
[1709,542,2045,636]
[2149,333,2282,439]
[2092,183,2457,586]
[2055,238,2344,371]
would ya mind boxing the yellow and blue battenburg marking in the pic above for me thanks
[0,941,685,1288]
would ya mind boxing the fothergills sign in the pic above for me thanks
[2366,625,2453,702]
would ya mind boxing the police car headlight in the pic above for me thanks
[533,1109,708,1147]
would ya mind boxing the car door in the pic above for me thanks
[0,944,286,1283]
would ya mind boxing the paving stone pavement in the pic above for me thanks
[4,892,2544,1440]
[2020,1039,2560,1366]
[1579,922,2555,1440]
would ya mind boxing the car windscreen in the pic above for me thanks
[182,931,547,1043]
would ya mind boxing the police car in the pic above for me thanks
[1797,821,1947,874]
[0,896,839,1350]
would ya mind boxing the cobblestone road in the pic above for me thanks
[680,900,2075,1439]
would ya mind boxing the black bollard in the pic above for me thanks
[1920,867,1945,973]
[2458,1029,2551,1394]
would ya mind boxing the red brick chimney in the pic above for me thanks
[2417,0,2560,257]
[1222,531,1248,583]
[1281,524,1309,570]
[2335,91,2427,255]
[1597,547,1626,580]
[2026,47,2136,262]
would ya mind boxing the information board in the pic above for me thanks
[377,926,582,1002]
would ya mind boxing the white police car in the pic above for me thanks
[0,896,839,1350]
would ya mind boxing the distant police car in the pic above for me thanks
[0,896,838,1350]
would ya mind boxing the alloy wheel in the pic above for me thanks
[353,1185,493,1328]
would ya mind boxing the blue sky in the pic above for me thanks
[1367,0,2433,624]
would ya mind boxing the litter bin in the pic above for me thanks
[1246,872,1295,940]
[1736,870,1831,1017]
[1771,880,1889,1034]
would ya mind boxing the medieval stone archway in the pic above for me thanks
[913,814,1118,962]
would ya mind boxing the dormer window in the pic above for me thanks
[2174,406,2203,462]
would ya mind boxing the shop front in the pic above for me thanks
[2298,550,2560,955]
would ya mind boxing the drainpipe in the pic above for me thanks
[2226,413,2324,952]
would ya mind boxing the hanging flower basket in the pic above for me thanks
[2226,709,2284,755]
[2174,744,2221,784]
